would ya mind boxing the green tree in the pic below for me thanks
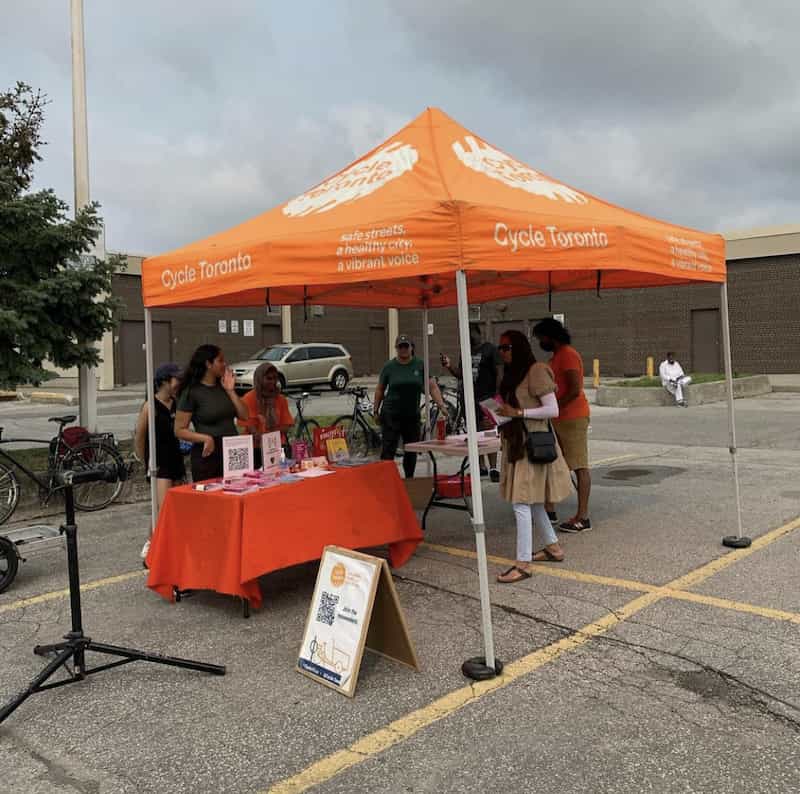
[0,81,121,389]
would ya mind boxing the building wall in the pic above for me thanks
[404,254,800,376]
[111,252,800,382]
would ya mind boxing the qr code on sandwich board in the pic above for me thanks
[227,446,250,472]
[316,591,339,626]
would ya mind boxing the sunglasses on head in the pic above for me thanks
[498,343,512,352]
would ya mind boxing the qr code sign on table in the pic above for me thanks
[316,591,339,626]
[227,446,250,472]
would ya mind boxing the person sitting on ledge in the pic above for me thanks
[659,352,692,406]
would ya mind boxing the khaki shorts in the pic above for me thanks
[553,417,589,471]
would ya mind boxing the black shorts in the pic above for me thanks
[190,438,223,482]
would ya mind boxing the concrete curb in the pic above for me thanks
[18,390,77,406]
[596,375,772,407]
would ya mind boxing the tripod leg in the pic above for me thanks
[34,641,70,657]
[86,641,226,676]
[0,646,76,724]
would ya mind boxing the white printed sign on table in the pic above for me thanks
[222,434,254,478]
[297,547,418,698]
[261,430,283,471]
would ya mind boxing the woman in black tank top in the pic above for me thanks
[134,363,186,564]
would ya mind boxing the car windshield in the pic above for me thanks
[256,346,291,361]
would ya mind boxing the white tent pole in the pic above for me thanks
[720,282,749,547]
[144,308,159,531]
[456,270,499,677]
[422,307,431,440]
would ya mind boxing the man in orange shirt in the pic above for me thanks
[533,318,592,533]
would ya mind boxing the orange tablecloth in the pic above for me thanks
[146,461,422,609]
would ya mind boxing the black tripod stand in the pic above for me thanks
[0,465,225,724]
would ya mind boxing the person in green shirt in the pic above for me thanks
[175,344,249,481]
[373,335,446,478]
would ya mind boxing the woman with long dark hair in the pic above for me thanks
[494,330,572,583]
[175,344,248,481]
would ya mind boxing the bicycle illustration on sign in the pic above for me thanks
[309,635,352,675]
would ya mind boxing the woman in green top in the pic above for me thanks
[374,335,447,478]
[175,344,249,482]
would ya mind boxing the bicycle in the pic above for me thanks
[286,391,320,447]
[428,378,465,437]
[332,386,382,457]
[0,414,126,526]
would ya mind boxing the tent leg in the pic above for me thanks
[719,283,749,548]
[144,309,159,533]
[455,270,501,680]
[422,308,432,477]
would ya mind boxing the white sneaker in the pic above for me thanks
[140,539,150,561]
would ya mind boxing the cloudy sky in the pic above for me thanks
[2,0,798,255]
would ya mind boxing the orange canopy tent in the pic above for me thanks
[142,107,725,310]
[141,108,743,679]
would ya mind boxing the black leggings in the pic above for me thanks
[380,414,420,478]
[190,438,224,482]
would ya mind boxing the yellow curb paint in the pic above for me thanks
[0,569,147,615]
[267,515,800,793]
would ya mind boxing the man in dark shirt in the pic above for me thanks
[441,323,501,481]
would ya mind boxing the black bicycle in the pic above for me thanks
[333,386,382,457]
[428,378,465,437]
[286,392,321,447]
[0,414,126,525]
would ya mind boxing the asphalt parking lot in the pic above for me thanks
[2,394,800,793]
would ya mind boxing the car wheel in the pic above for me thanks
[331,370,349,391]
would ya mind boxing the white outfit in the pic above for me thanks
[659,360,692,404]
[511,391,560,560]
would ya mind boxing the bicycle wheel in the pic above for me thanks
[295,419,320,447]
[332,416,374,457]
[0,536,19,593]
[61,441,125,511]
[0,462,20,525]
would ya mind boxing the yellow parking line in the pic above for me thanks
[266,591,663,794]
[425,535,800,627]
[662,589,800,625]
[422,542,658,594]
[267,514,800,793]
[0,569,147,615]
[590,453,642,467]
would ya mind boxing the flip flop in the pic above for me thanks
[532,548,564,563]
[497,565,532,583]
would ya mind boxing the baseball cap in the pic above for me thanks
[154,362,181,387]
[395,335,412,347]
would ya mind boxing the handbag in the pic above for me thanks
[525,420,558,464]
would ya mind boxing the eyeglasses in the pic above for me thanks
[497,344,512,352]
[396,343,410,350]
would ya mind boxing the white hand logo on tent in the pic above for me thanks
[283,141,419,217]
[452,136,588,204]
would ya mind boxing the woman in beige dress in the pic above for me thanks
[494,330,573,583]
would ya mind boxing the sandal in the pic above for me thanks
[532,547,564,563]
[497,565,532,583]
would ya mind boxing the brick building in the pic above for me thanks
[102,225,799,385]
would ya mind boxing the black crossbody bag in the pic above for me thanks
[525,419,558,464]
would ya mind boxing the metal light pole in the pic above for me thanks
[71,0,98,431]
